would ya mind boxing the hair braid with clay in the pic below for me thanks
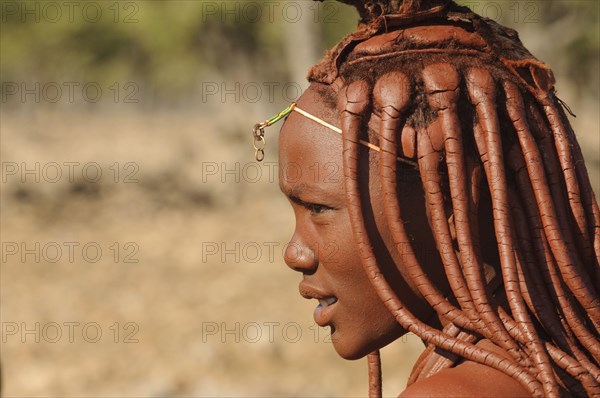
[308,1,600,396]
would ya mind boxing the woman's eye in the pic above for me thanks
[305,203,332,215]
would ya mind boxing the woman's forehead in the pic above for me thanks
[279,111,342,165]
[278,106,346,198]
[279,86,342,164]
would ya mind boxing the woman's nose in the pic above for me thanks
[284,233,318,274]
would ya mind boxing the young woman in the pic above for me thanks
[253,1,599,396]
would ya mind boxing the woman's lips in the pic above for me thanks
[318,297,337,307]
[314,296,338,327]
[298,282,338,327]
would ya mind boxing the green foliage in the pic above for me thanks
[1,0,597,103]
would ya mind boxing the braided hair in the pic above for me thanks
[306,1,600,396]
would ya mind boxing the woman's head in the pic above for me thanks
[278,83,447,359]
[271,1,600,396]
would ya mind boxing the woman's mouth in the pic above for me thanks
[314,296,338,326]
[318,297,338,308]
[298,283,338,327]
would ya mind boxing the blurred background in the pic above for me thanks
[0,0,598,396]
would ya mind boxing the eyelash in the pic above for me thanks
[304,202,333,215]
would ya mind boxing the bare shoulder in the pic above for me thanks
[399,359,531,398]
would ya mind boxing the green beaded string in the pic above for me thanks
[252,103,296,161]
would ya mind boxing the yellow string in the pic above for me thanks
[292,106,417,167]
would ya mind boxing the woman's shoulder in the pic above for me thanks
[399,363,530,397]
[399,340,531,398]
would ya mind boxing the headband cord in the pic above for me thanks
[252,103,418,167]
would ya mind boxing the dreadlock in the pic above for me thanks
[307,1,600,397]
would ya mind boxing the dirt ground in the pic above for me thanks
[1,97,598,396]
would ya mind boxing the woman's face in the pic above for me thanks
[278,86,437,360]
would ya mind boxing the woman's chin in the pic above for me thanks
[331,326,407,360]
[330,333,386,361]
[332,341,369,360]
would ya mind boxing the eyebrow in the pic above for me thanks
[279,186,309,208]
[288,194,311,207]
[279,183,304,201]
[279,183,333,205]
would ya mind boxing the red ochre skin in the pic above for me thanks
[278,88,413,360]
[278,85,529,396]
[400,341,530,397]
